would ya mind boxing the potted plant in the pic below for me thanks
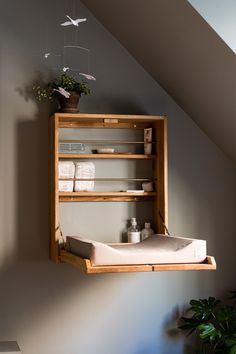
[179,291,236,354]
[33,71,92,113]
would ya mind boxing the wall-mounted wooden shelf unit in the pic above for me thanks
[50,113,216,273]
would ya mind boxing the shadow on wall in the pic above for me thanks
[15,93,149,261]
[16,105,51,261]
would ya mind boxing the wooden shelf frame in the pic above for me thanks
[59,153,156,160]
[50,113,216,273]
[59,191,157,202]
[59,139,156,144]
[59,250,216,274]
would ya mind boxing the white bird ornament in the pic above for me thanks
[53,87,71,98]
[44,53,50,58]
[61,15,87,27]
[63,67,70,72]
[79,73,96,81]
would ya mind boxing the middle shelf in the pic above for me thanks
[59,191,157,202]
[59,153,156,159]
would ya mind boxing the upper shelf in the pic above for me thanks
[57,113,167,129]
[59,139,156,144]
[59,153,156,159]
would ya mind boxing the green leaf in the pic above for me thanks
[229,344,236,354]
[198,323,219,342]
[217,306,233,321]
[189,297,221,321]
[225,335,236,347]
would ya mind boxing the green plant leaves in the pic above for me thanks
[198,323,221,342]
[33,72,91,101]
[189,297,221,320]
[229,344,236,354]
[179,291,236,354]
[216,306,233,322]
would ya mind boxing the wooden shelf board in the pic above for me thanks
[59,191,156,196]
[152,256,216,271]
[57,114,167,129]
[59,251,216,274]
[59,191,156,202]
[59,153,156,160]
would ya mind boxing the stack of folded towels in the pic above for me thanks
[58,161,75,192]
[58,161,95,192]
[74,162,95,192]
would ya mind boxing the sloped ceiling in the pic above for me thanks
[82,0,236,163]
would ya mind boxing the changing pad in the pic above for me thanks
[66,234,207,266]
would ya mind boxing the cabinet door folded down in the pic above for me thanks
[66,234,206,266]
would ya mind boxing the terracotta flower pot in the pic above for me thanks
[57,91,80,113]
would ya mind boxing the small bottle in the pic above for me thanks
[141,222,154,241]
[128,217,141,243]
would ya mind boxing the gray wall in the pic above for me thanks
[0,1,236,354]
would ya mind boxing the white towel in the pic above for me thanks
[58,161,75,178]
[58,180,74,192]
[74,162,95,192]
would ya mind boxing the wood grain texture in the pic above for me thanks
[59,191,156,202]
[154,119,168,234]
[59,251,216,273]
[59,250,153,273]
[152,256,216,271]
[49,115,60,262]
[59,154,156,159]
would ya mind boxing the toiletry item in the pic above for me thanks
[144,128,152,155]
[142,181,154,192]
[127,217,141,243]
[141,222,154,241]
[97,148,115,153]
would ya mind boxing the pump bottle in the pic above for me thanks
[127,217,140,243]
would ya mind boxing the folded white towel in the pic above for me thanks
[58,161,75,178]
[58,180,74,192]
[74,162,95,192]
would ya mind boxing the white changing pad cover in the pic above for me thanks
[66,234,207,266]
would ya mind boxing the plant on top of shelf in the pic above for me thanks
[179,291,236,354]
[33,70,95,113]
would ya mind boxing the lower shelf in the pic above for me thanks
[59,250,216,274]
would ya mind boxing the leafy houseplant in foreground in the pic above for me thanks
[33,72,91,113]
[179,291,236,354]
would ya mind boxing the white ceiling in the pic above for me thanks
[82,0,236,163]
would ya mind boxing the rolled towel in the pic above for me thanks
[58,161,75,178]
[74,162,95,192]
